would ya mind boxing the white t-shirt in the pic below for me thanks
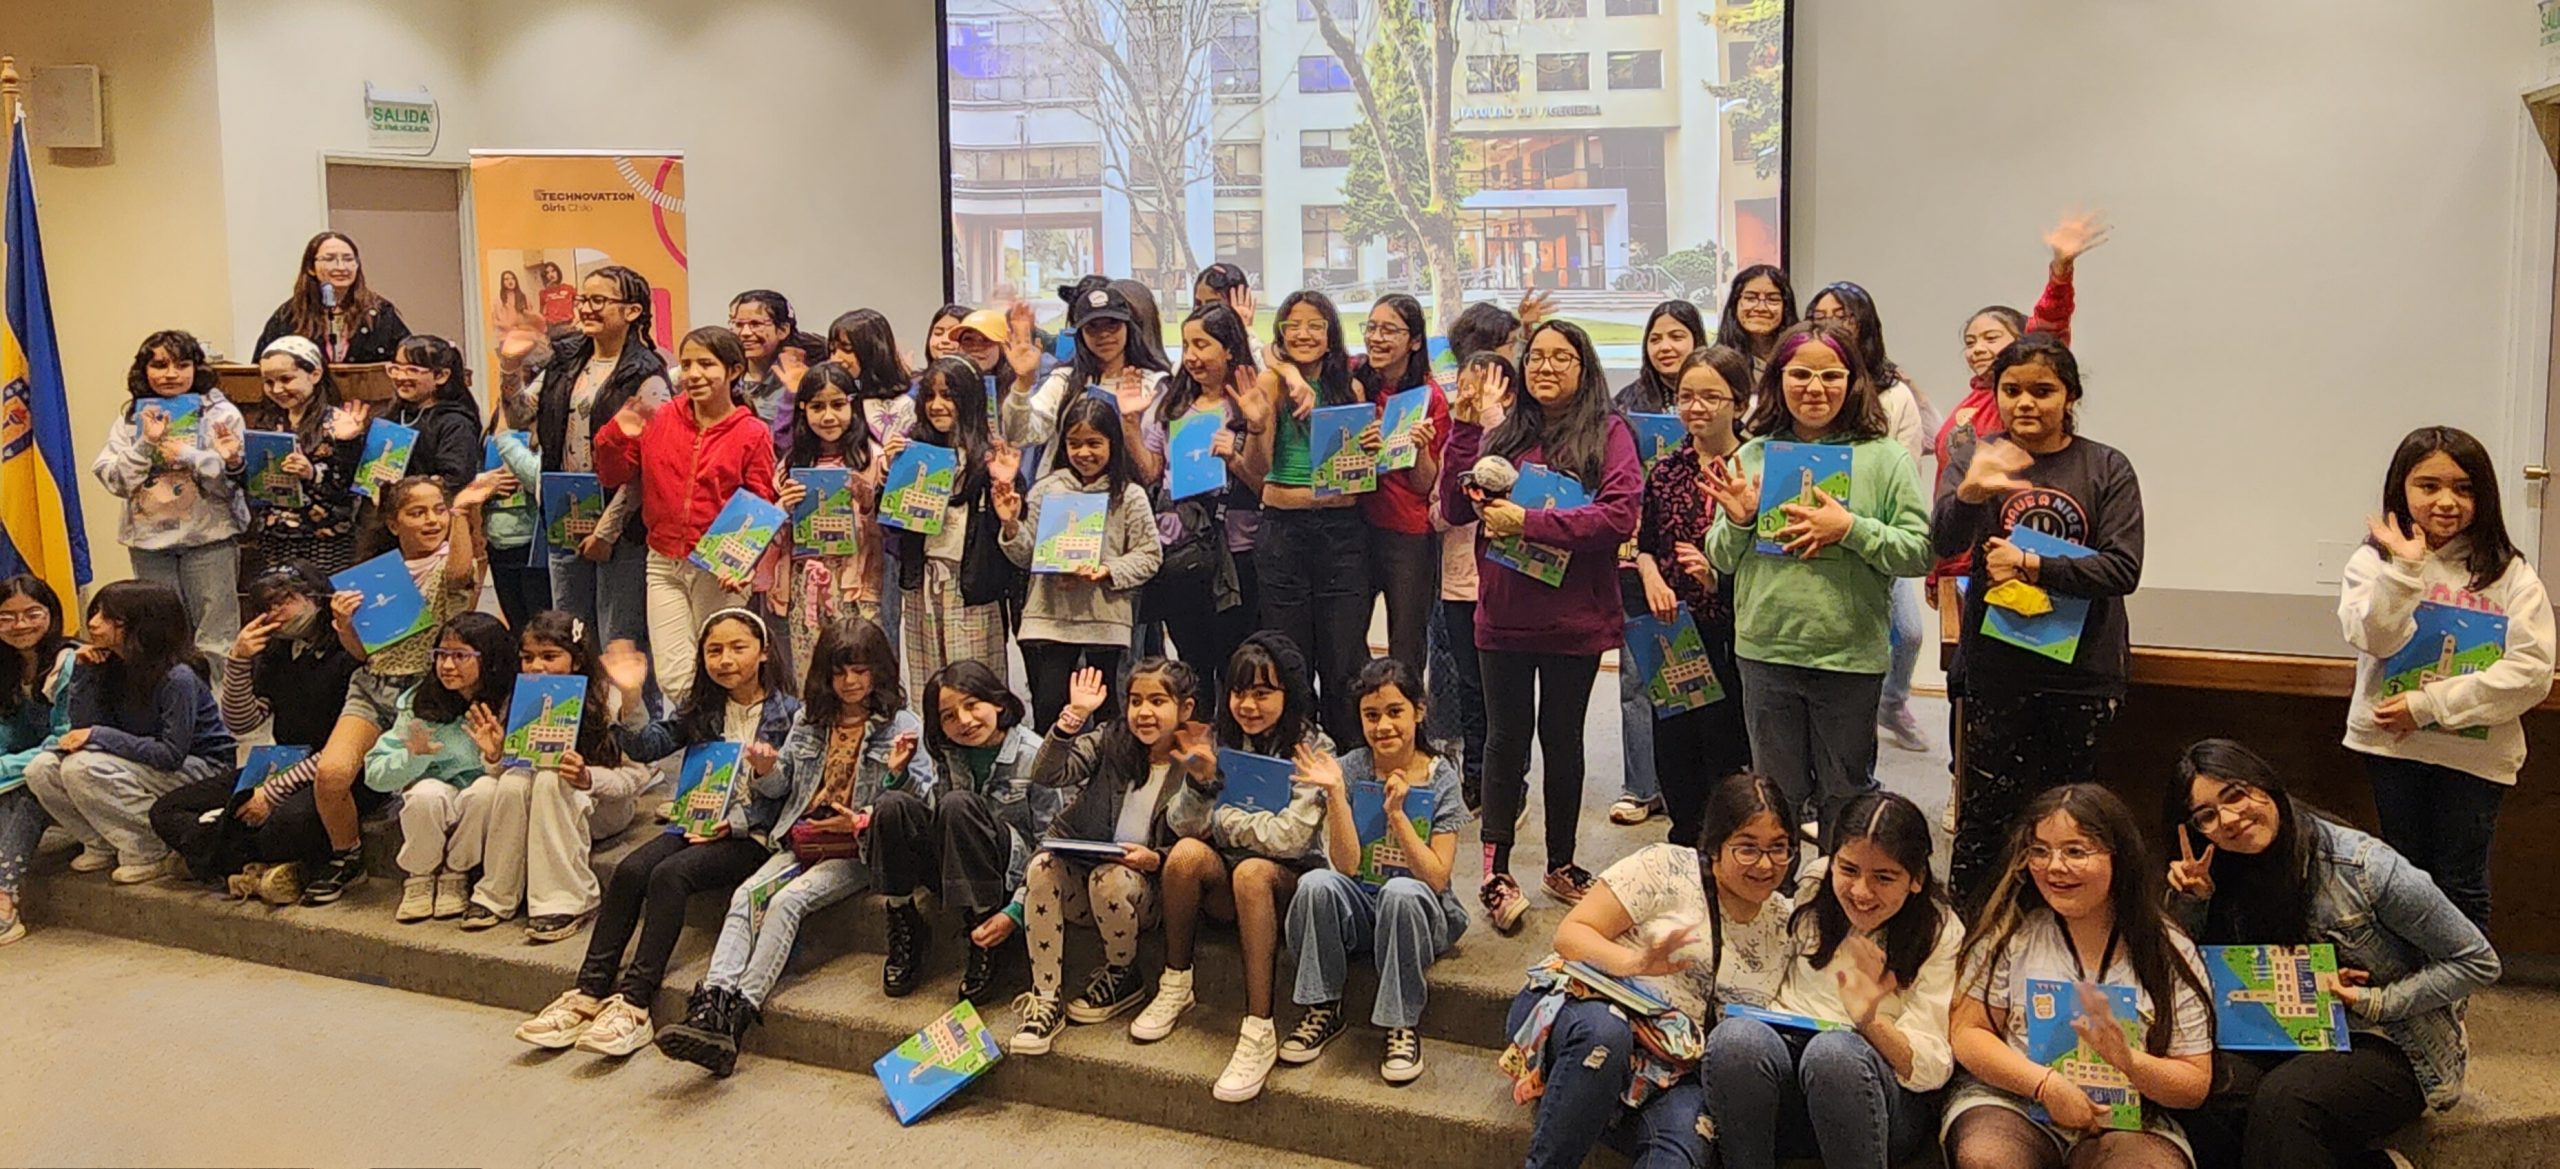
[1114,761,1172,844]
[1589,842,1793,1022]
[1772,876,1966,1093]
[1964,909,2214,1059]
[722,698,765,744]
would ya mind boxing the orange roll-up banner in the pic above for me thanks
[469,151,687,359]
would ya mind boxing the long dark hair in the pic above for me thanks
[827,309,913,401]
[1155,302,1258,429]
[1216,631,1318,760]
[1447,301,1520,364]
[1063,295,1172,402]
[1695,771,1797,986]
[1272,290,1358,408]
[672,609,794,744]
[923,658,1025,759]
[1986,333,2084,437]
[1807,282,1903,389]
[1347,656,1440,760]
[2168,738,2328,947]
[1743,321,1888,442]
[84,580,205,713]
[913,355,995,500]
[2373,426,2519,593]
[535,265,665,472]
[0,575,69,718]
[411,612,517,725]
[1621,299,1710,413]
[1096,657,1201,785]
[248,339,342,450]
[124,330,218,408]
[784,362,877,472]
[1047,395,1138,501]
[518,609,622,767]
[1793,791,1947,988]
[392,334,477,411]
[1715,264,1799,358]
[1355,293,1433,398]
[282,231,386,342]
[802,617,906,732]
[1488,319,1619,489]
[1962,784,2212,1058]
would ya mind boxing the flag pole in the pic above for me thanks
[1,57,17,179]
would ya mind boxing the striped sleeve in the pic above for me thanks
[217,653,270,735]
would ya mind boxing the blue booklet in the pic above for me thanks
[1039,837,1133,862]
[1308,403,1377,497]
[328,550,431,655]
[2023,978,2143,1131]
[134,393,206,464]
[1378,387,1432,472]
[1349,778,1438,887]
[1623,608,1726,715]
[670,741,745,837]
[1753,441,1852,556]
[875,999,1005,1125]
[689,489,787,591]
[1031,490,1107,575]
[1719,1003,1850,1032]
[229,744,312,795]
[1630,413,1686,471]
[541,472,605,550]
[1214,749,1296,816]
[1979,525,2096,664]
[788,467,859,559]
[241,430,304,509]
[484,433,532,508]
[501,674,588,770]
[2380,601,2509,742]
[881,443,958,535]
[1166,410,1227,500]
[1561,961,1677,1016]
[2201,944,2351,1052]
[354,419,419,503]
[1484,463,1584,587]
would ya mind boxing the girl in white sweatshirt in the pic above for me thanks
[2339,425,2555,931]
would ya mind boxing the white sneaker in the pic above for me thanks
[1128,967,1195,1043]
[395,875,436,923]
[574,994,655,1057]
[69,848,115,874]
[432,871,469,919]
[515,989,603,1049]
[1214,1017,1280,1103]
[110,854,184,885]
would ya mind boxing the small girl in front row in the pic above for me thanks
[1013,658,1203,1055]
[999,395,1163,730]
[1146,632,1334,1103]
[513,609,800,1059]
[375,611,517,923]
[1286,657,1471,1085]
[1945,784,2214,1169]
[1508,772,1798,1169]
[2340,425,2554,932]
[91,330,250,654]
[655,618,935,1077]
[1702,790,1963,1169]
[459,610,660,941]
[770,362,885,674]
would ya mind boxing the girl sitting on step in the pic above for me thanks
[373,611,516,923]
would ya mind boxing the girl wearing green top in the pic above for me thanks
[1703,321,1931,839]
[1251,291,1369,744]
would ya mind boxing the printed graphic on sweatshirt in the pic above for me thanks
[1998,485,2088,546]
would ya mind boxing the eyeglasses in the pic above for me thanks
[2188,784,2258,834]
[1737,292,1788,308]
[574,295,630,310]
[1676,393,1735,409]
[1781,367,1850,389]
[1279,321,1329,337]
[2023,844,2111,871]
[1723,842,1793,867]
[1524,352,1581,370]
[386,363,431,377]
[1360,322,1409,340]
[726,317,777,332]
[431,648,482,664]
[1807,310,1848,325]
[0,609,53,628]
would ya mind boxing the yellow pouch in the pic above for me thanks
[1983,579,2053,617]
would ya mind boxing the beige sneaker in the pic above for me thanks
[256,862,303,907]
[396,875,436,923]
[1214,1016,1280,1103]
[68,848,114,874]
[574,994,655,1057]
[111,854,186,885]
[515,988,603,1049]
[432,872,469,919]
[1128,967,1195,1042]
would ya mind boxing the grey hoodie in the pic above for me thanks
[1001,467,1160,646]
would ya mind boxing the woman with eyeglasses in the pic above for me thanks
[0,575,77,945]
[254,231,411,365]
[725,290,804,431]
[382,334,484,502]
[1944,783,2213,1169]
[1713,265,1799,389]
[2163,739,2497,1169]
[1608,300,1712,831]
[1352,294,1449,680]
[1505,772,1799,1169]
[1253,291,1372,743]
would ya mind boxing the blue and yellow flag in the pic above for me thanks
[0,109,92,621]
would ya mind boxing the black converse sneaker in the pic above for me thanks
[883,903,927,998]
[1065,963,1146,1024]
[299,847,367,906]
[1381,1026,1425,1083]
[1279,1001,1345,1064]
[1011,992,1066,1055]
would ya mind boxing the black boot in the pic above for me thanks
[655,983,737,1075]
[958,936,999,1005]
[884,902,927,998]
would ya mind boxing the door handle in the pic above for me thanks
[2527,465,2550,482]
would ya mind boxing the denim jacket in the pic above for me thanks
[0,647,76,793]
[2175,818,2499,1109]
[757,707,937,843]
[931,723,1060,906]
[617,692,803,837]
[1029,722,1204,850]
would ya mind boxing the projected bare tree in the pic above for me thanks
[1311,1,1466,315]
[1048,0,1216,292]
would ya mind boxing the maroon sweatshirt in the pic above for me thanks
[1437,415,1644,657]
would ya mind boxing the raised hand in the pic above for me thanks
[1224,284,1256,323]
[1004,301,1042,384]
[887,730,919,775]
[328,401,373,443]
[1956,439,2034,505]
[1230,366,1272,427]
[777,345,810,389]
[404,716,436,757]
[1776,487,1853,558]
[2071,981,2137,1073]
[1172,725,1217,781]
[486,469,522,500]
[2167,825,2217,899]
[464,702,506,765]
[2045,209,2113,273]
[454,470,501,510]
[1294,741,1345,794]
[496,325,543,370]
[1701,453,1760,527]
[611,398,646,438]
[1629,919,1700,977]
[2365,513,2428,563]
[212,420,244,465]
[990,475,1023,525]
[1833,934,1898,1027]
[987,438,1023,487]
[230,611,282,661]
[1516,288,1557,328]
[1114,367,1152,417]
[1064,666,1109,721]
[599,638,651,700]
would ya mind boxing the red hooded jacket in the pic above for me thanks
[596,394,778,560]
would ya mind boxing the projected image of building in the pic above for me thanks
[944,0,1782,326]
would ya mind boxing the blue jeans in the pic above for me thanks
[2363,752,2505,932]
[0,787,50,899]
[1509,992,1707,1169]
[1426,599,1487,798]
[547,540,649,657]
[704,851,872,1008]
[1702,1019,1934,1169]
[1618,660,1660,803]
[132,539,241,657]
[1286,869,1463,1028]
[1880,577,1924,713]
[1737,659,1882,839]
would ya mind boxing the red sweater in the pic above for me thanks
[1359,369,1452,536]
[1928,273,2076,589]
[596,397,779,559]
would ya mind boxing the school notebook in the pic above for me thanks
[1630,413,1685,472]
[1753,441,1852,557]
[670,741,745,838]
[1561,961,1676,1016]
[1031,491,1107,575]
[135,393,205,467]
[1484,463,1584,588]
[787,467,859,559]
[354,419,419,503]
[1622,608,1726,716]
[1166,410,1226,500]
[241,430,303,509]
[541,472,605,549]
[1378,387,1432,472]
[880,443,957,536]
[328,550,431,655]
[483,433,532,509]
[1038,837,1132,862]
[2201,944,2351,1052]
[1214,749,1296,816]
[2380,601,2509,742]
[1719,1003,1850,1032]
[1309,403,1378,498]
[228,745,313,796]
[1978,525,2096,665]
[2023,978,2143,1132]
[689,489,787,591]
[743,860,803,936]
[875,999,1005,1125]
[1349,778,1437,887]
[501,674,588,771]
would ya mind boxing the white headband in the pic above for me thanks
[701,606,770,643]
[260,335,326,370]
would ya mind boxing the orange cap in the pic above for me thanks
[955,309,1010,342]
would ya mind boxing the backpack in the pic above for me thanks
[1151,483,1226,585]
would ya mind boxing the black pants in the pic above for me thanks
[576,832,768,1004]
[1257,507,1372,745]
[150,775,389,879]
[2176,1041,2425,1169]
[1427,598,1488,804]
[1480,648,1601,871]
[1369,526,1436,680]
[1653,698,1753,851]
[1949,689,2120,913]
[1154,575,1245,719]
[869,787,1012,921]
[1022,640,1125,734]
[2363,752,2505,932]
[488,548,553,628]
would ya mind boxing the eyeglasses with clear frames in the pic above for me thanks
[2023,844,2110,871]
[1724,841,1793,868]
[430,648,482,664]
[1781,367,1850,389]
[2188,783,2257,834]
[1737,292,1788,308]
[0,608,53,628]
[1360,321,1409,339]
[1525,352,1581,370]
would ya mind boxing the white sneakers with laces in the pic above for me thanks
[395,875,436,923]
[514,989,602,1049]
[1214,1016,1280,1103]
[1128,967,1195,1042]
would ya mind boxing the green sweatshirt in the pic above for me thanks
[1705,431,1931,674]
[361,697,492,794]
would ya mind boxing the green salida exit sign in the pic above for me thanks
[364,83,437,153]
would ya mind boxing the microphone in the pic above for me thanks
[1459,454,1516,504]
[320,282,337,310]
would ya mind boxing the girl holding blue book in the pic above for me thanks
[2339,426,2554,931]
[377,611,517,923]
[1931,335,2146,910]
[1945,784,2212,1169]
[1253,291,1372,743]
[382,334,485,498]
[998,395,1162,731]
[771,361,884,674]
[1139,302,1270,715]
[1354,293,1449,681]
[893,357,1021,705]
[478,408,549,628]
[92,329,250,655]
[1145,632,1334,1102]
[1605,299,1707,831]
[515,609,799,1059]
[0,576,76,945]
[240,335,368,577]
[1506,772,1798,1169]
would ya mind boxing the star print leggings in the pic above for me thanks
[1023,850,1161,997]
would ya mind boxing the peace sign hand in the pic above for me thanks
[2168,825,2217,899]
